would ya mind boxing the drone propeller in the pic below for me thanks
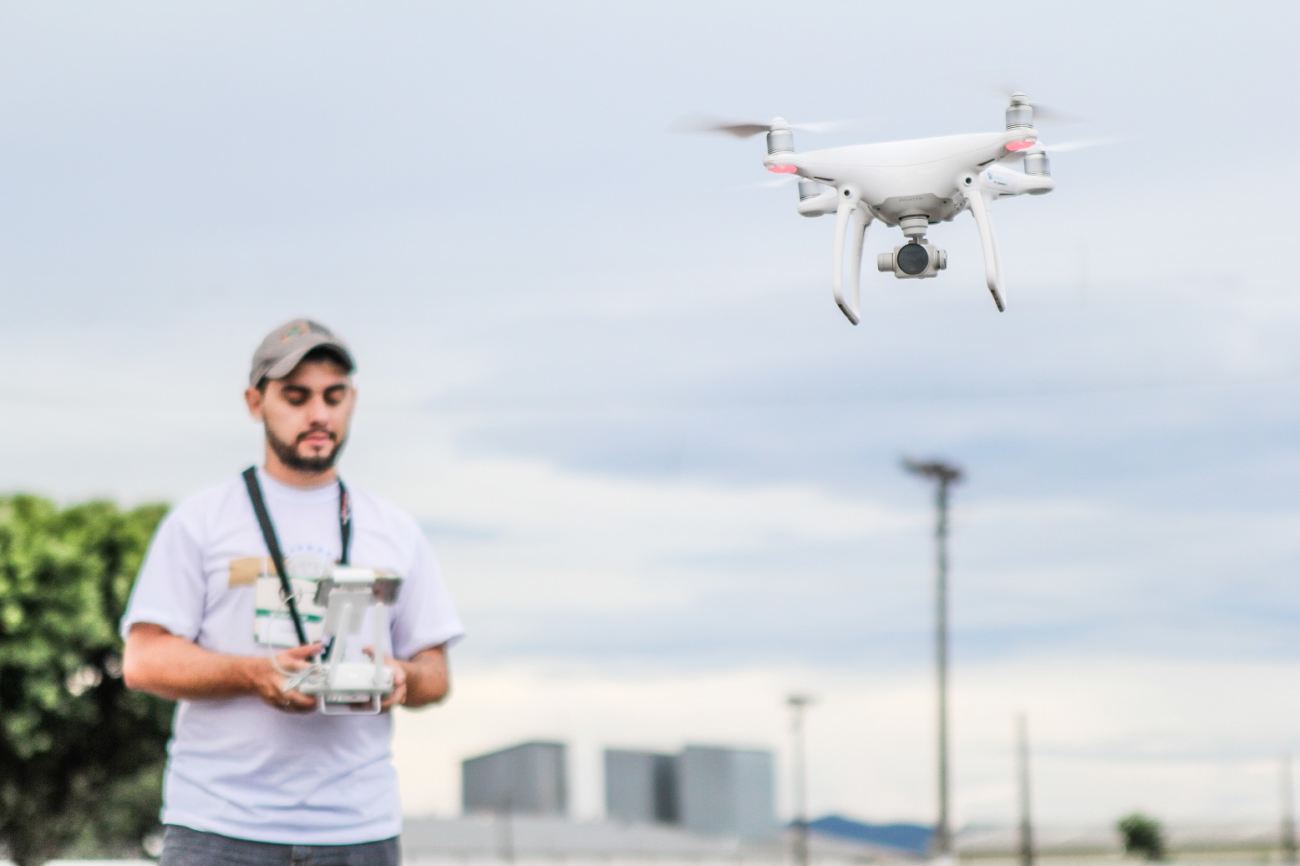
[1005,137,1116,159]
[672,115,857,138]
[998,89,1083,125]
[1039,137,1115,153]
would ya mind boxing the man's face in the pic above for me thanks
[245,358,356,475]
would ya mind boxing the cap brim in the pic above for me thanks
[261,337,354,382]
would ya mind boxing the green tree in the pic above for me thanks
[0,495,171,866]
[1118,811,1167,861]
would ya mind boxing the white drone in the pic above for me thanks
[691,93,1087,324]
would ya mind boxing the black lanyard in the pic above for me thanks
[241,466,352,647]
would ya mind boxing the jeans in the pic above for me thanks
[160,824,400,866]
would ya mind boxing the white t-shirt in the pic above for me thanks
[120,469,464,845]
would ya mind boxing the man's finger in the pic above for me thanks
[273,643,323,673]
[284,642,323,659]
[278,689,317,711]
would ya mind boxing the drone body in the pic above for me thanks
[706,94,1064,324]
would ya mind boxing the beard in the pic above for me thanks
[266,426,348,474]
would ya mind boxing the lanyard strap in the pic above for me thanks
[241,466,352,647]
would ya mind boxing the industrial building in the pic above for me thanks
[465,739,775,839]
[602,743,776,839]
[461,740,568,817]
[604,748,679,825]
[678,744,777,839]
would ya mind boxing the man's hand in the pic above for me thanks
[124,624,320,706]
[253,643,322,713]
[125,624,449,712]
[379,657,408,712]
[394,646,450,709]
[359,648,407,712]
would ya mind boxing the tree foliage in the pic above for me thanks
[1118,811,1167,861]
[0,495,171,866]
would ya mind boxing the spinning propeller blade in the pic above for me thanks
[1040,137,1115,153]
[672,115,858,138]
[673,117,769,138]
[1026,103,1081,125]
[998,88,1083,125]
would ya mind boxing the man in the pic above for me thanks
[122,318,463,866]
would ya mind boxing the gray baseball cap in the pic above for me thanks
[249,318,355,387]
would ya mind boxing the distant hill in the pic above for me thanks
[804,815,933,855]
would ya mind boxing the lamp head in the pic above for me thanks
[902,458,964,485]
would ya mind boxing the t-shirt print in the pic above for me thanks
[238,549,334,648]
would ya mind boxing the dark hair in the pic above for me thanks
[301,345,352,369]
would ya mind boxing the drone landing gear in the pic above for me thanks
[961,173,1005,312]
[832,186,872,325]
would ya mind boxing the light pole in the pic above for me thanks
[1016,713,1034,866]
[1282,752,1297,864]
[902,457,963,860]
[788,694,815,866]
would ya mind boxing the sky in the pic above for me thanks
[3,0,1300,832]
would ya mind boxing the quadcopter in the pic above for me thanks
[691,93,1082,325]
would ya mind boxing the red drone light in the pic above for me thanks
[1004,138,1037,152]
[767,164,798,174]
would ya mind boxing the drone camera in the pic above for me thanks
[878,240,947,279]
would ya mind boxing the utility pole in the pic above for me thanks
[788,694,815,866]
[1283,753,1297,864]
[903,457,963,860]
[497,794,515,864]
[1017,714,1035,866]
